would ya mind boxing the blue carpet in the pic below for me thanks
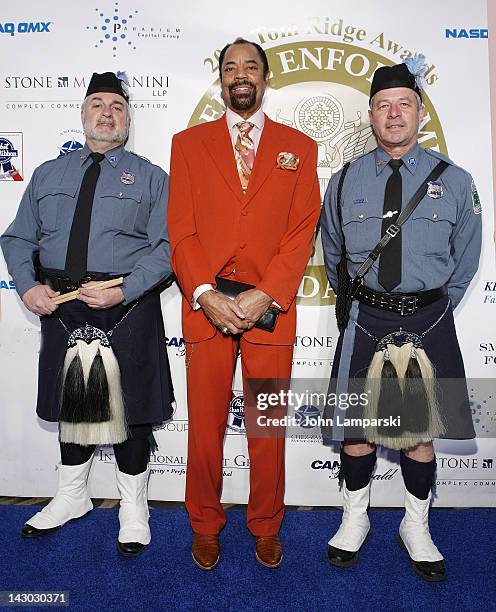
[0,505,494,612]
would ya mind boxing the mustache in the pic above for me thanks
[229,80,255,93]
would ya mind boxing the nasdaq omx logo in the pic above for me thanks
[445,28,488,39]
[0,22,51,36]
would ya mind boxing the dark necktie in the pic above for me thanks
[378,158,403,292]
[65,152,105,282]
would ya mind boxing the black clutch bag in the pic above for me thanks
[214,276,279,332]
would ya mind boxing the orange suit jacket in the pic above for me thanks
[168,114,320,346]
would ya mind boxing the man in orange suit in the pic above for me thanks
[168,38,320,570]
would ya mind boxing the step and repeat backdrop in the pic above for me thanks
[0,0,495,506]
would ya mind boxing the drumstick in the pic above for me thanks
[51,277,124,305]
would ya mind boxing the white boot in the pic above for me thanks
[397,489,445,581]
[115,466,151,556]
[22,455,94,537]
[328,482,371,567]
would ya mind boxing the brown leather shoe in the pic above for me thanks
[255,535,283,568]
[192,533,220,570]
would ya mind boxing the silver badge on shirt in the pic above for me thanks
[427,180,443,199]
[120,171,135,185]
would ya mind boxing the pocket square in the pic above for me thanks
[276,151,299,171]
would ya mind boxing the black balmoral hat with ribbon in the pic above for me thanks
[85,71,130,102]
[370,54,428,102]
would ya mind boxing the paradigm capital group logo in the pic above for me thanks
[0,133,23,181]
[190,20,447,307]
[87,2,181,57]
[469,383,496,437]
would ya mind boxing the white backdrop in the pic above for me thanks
[0,0,494,507]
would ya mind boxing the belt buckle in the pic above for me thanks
[386,224,400,239]
[400,295,417,316]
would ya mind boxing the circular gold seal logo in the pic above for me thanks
[189,41,447,306]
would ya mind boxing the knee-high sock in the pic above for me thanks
[400,451,436,500]
[113,424,152,476]
[341,447,377,491]
[60,442,96,466]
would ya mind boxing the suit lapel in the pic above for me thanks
[202,117,245,204]
[244,116,283,204]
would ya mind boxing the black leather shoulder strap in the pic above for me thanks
[355,160,449,281]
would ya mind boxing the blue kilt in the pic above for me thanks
[36,289,174,426]
[322,294,475,443]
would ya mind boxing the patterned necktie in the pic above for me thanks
[65,151,105,282]
[234,121,255,192]
[378,158,403,292]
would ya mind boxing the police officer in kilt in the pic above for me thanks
[1,72,173,556]
[320,56,481,581]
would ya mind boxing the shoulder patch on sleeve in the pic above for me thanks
[471,179,482,214]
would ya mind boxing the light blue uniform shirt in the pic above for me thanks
[321,143,482,309]
[1,144,171,304]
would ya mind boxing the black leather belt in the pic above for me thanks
[39,268,126,294]
[355,285,447,316]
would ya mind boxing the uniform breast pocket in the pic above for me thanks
[341,205,383,255]
[101,188,143,232]
[409,200,456,257]
[37,184,78,231]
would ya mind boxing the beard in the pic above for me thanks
[83,120,129,144]
[228,81,257,111]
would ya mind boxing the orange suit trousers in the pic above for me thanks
[185,332,293,536]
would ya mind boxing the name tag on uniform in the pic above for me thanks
[427,180,443,199]
[353,197,367,205]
